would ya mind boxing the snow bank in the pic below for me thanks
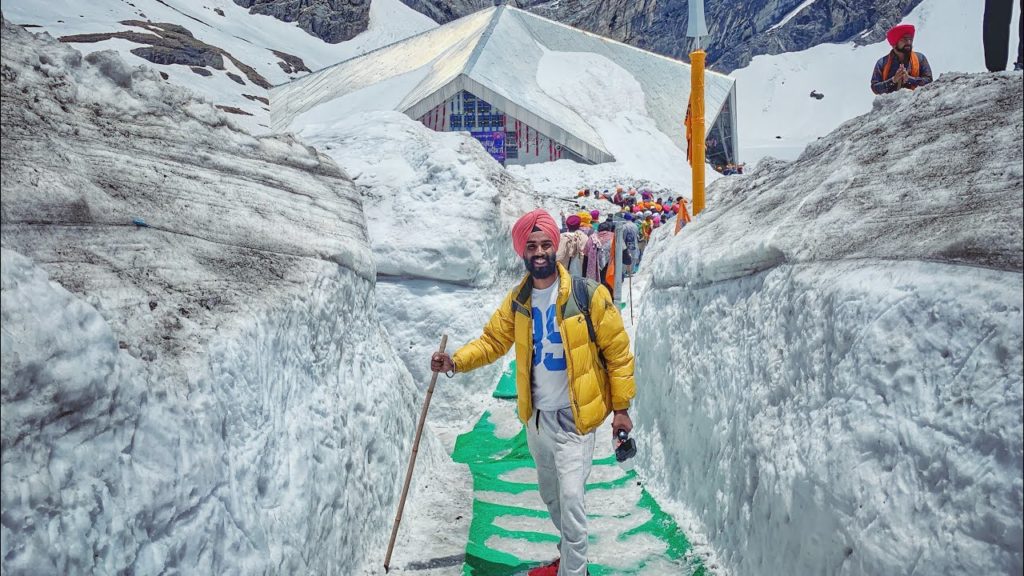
[298,111,535,288]
[659,73,1023,288]
[634,72,1023,575]
[295,107,547,444]
[1,18,441,574]
[2,0,438,133]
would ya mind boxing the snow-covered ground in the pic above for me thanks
[632,71,1023,575]
[3,0,1024,575]
[733,0,1022,166]
[6,0,1016,173]
[1,0,437,133]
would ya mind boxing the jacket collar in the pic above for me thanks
[513,264,571,312]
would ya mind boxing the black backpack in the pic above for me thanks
[563,276,599,343]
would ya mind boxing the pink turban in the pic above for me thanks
[512,209,560,257]
[590,209,600,220]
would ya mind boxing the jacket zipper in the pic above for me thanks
[558,301,582,432]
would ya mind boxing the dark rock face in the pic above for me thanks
[243,93,271,105]
[236,0,923,72]
[628,0,927,72]
[133,45,224,68]
[216,104,254,115]
[271,49,311,74]
[402,0,925,72]
[397,0,493,24]
[232,0,372,44]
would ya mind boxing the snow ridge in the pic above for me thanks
[656,73,1024,289]
[635,72,1023,575]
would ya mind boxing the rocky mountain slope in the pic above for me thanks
[509,0,925,71]
[233,0,373,44]
[236,0,924,71]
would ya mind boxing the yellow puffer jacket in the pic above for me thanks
[452,264,635,434]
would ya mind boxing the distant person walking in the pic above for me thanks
[983,0,1024,71]
[619,213,640,273]
[871,23,933,94]
[676,197,692,227]
[557,214,588,277]
[584,222,615,288]
[431,209,635,576]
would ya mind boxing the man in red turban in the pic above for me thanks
[871,23,933,94]
[431,208,636,576]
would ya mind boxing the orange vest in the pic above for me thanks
[882,52,921,90]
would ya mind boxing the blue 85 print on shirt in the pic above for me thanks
[532,304,566,370]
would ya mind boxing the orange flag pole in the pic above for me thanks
[690,49,706,217]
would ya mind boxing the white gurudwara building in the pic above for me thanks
[270,5,738,167]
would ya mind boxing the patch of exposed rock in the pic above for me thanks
[243,93,271,105]
[271,49,310,74]
[232,0,372,44]
[60,20,273,88]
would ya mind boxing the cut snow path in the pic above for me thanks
[379,352,706,576]
[449,362,705,576]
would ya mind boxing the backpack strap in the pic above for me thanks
[511,278,532,317]
[562,276,597,343]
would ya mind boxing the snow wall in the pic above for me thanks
[635,72,1023,575]
[0,19,445,574]
[294,107,546,437]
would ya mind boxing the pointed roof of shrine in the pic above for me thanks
[270,5,737,165]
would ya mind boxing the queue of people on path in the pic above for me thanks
[573,185,675,211]
[557,189,693,293]
[716,163,745,175]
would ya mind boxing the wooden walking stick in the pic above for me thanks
[384,334,447,573]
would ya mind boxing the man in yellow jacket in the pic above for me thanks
[431,209,635,576]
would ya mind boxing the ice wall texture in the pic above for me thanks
[296,110,541,427]
[635,73,1023,576]
[1,19,436,574]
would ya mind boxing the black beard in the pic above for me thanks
[899,45,912,55]
[524,255,557,279]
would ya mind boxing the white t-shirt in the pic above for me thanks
[530,278,570,411]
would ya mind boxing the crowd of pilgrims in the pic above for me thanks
[556,185,692,292]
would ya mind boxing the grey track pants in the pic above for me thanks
[526,408,597,576]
